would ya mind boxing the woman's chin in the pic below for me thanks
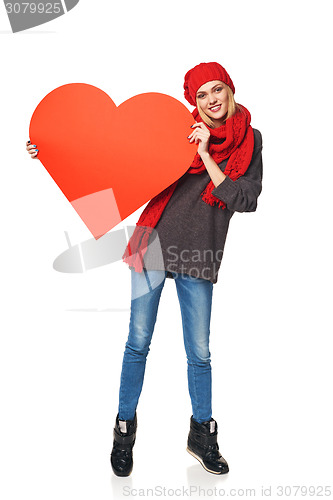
[207,110,225,121]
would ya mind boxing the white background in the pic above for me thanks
[1,1,332,498]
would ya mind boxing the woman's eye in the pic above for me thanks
[197,94,205,99]
[215,87,223,92]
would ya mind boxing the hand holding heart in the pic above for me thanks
[26,122,210,160]
[187,122,211,157]
[27,84,197,239]
[26,140,38,158]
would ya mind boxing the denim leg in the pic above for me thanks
[174,273,214,423]
[118,269,167,420]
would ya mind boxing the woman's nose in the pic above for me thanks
[208,93,217,104]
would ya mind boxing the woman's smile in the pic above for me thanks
[209,104,222,113]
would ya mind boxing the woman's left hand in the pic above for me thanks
[188,122,210,157]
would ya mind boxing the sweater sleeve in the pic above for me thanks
[211,128,263,213]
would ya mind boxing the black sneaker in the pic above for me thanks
[186,415,229,474]
[110,412,137,477]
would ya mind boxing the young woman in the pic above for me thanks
[26,62,263,477]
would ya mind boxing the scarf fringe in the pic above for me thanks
[200,181,227,209]
[122,225,154,273]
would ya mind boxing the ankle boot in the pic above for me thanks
[186,415,229,474]
[110,412,137,477]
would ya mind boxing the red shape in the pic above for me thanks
[29,84,196,238]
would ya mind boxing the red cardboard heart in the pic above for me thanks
[29,84,196,238]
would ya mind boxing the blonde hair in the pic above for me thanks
[196,84,242,128]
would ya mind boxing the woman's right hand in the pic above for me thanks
[26,140,39,159]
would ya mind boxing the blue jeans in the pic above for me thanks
[118,269,214,424]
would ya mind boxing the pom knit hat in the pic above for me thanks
[184,62,235,106]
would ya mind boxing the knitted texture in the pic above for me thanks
[122,104,254,273]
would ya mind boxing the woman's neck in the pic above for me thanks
[211,113,227,129]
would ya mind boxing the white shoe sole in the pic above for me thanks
[186,446,228,475]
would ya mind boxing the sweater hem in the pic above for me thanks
[139,262,220,284]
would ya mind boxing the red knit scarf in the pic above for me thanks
[122,103,254,272]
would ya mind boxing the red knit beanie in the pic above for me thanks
[184,62,235,106]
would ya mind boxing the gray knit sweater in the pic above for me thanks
[140,128,263,284]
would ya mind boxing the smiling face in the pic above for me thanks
[196,80,229,128]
